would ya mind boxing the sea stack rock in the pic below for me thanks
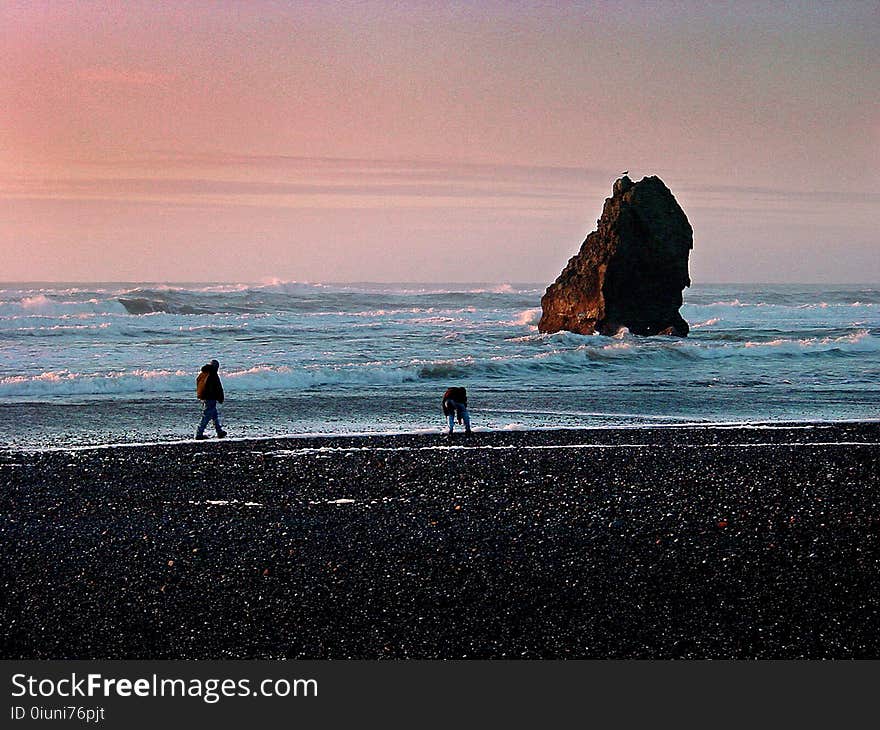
[538,175,693,336]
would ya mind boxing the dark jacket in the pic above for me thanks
[442,387,467,416]
[196,363,224,403]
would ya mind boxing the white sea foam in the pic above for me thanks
[508,307,542,327]
[742,329,872,350]
[13,323,112,332]
[701,299,745,307]
[0,296,127,318]
[691,317,720,328]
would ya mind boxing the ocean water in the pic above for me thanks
[1,281,878,448]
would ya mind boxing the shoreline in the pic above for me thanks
[5,417,880,454]
[3,421,880,659]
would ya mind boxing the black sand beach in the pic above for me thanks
[2,423,879,659]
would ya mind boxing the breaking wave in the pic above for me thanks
[3,327,876,399]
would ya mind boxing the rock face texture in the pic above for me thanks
[538,175,693,336]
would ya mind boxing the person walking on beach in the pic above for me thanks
[195,359,227,440]
[442,386,471,436]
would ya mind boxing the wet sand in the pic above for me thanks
[2,423,880,658]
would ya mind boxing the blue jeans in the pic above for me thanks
[445,400,471,433]
[197,399,223,436]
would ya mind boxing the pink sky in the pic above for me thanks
[1,1,878,282]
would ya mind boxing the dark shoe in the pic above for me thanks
[195,434,208,440]
[465,428,472,436]
[217,430,227,439]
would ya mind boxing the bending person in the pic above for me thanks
[442,386,471,436]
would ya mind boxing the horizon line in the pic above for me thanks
[2,280,879,287]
